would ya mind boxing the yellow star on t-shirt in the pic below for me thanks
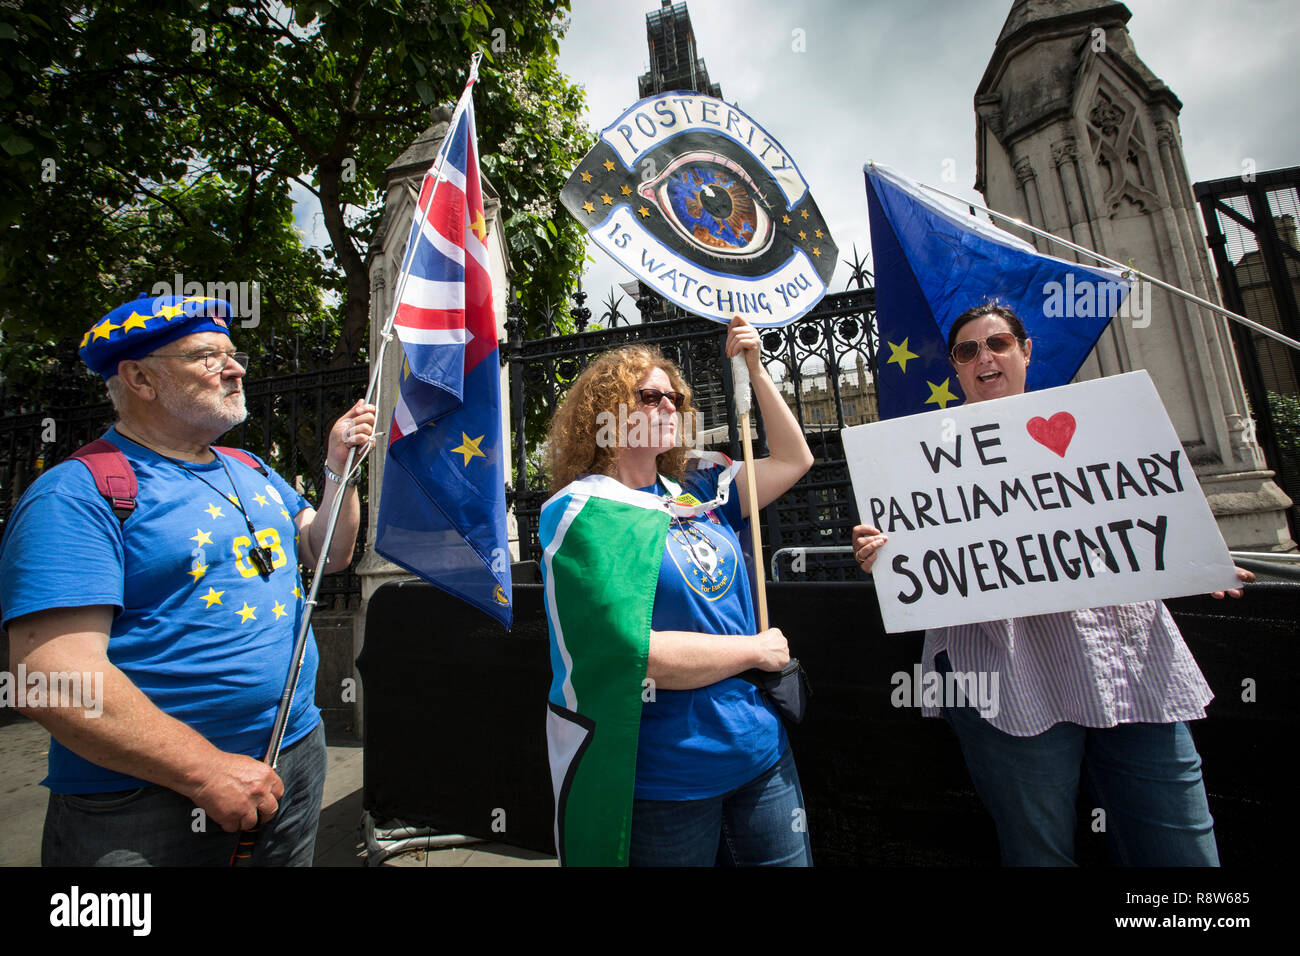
[798,230,806,241]
[90,318,121,341]
[800,209,810,220]
[204,503,225,520]
[200,587,224,608]
[582,200,595,214]
[272,601,288,620]
[188,561,209,581]
[253,493,269,507]
[190,528,214,548]
[620,184,632,196]
[812,247,821,257]
[600,193,613,206]
[237,602,257,623]
[579,170,592,183]
[782,214,791,225]
[452,432,486,466]
[602,159,615,172]
[887,338,919,373]
[637,206,650,218]
[924,378,959,409]
[814,229,824,239]
[121,311,151,333]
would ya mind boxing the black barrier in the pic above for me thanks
[359,575,1298,865]
[358,571,556,854]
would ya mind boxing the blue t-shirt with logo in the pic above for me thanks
[634,463,785,800]
[0,428,320,793]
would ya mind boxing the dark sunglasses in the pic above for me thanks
[950,332,1021,365]
[636,388,685,408]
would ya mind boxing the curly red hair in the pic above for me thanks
[547,344,695,493]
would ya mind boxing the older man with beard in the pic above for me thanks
[0,293,375,866]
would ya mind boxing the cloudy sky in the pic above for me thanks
[551,0,1299,318]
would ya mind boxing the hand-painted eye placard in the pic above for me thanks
[560,92,838,328]
[646,151,774,259]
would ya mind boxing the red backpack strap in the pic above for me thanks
[212,445,269,476]
[69,439,137,522]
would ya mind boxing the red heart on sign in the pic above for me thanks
[1026,412,1076,457]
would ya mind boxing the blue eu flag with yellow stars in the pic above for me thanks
[865,163,1130,419]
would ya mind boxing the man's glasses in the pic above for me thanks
[950,332,1021,365]
[636,388,685,408]
[149,349,249,373]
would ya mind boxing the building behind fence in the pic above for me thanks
[1196,166,1300,540]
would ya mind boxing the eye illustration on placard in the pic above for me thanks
[641,151,775,260]
[560,92,838,325]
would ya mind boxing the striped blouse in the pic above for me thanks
[922,601,1214,736]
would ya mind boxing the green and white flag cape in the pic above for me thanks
[540,456,740,866]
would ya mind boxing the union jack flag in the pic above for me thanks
[375,72,512,628]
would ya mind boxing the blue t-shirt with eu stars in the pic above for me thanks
[634,463,786,800]
[0,427,320,794]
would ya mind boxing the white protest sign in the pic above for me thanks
[842,371,1239,633]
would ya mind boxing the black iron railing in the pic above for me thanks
[0,364,371,608]
[1196,167,1300,538]
[505,285,879,580]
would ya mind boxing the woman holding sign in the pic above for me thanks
[541,316,814,867]
[852,301,1253,867]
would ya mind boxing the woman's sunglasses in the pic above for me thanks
[636,388,686,408]
[950,332,1021,365]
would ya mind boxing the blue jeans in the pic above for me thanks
[42,721,326,867]
[629,746,812,866]
[937,652,1218,866]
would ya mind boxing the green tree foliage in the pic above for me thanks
[1267,391,1300,456]
[0,0,591,401]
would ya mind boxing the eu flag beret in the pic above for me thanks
[79,293,236,380]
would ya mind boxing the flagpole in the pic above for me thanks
[731,355,769,631]
[230,52,484,867]
[914,178,1300,353]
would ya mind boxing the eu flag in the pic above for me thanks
[865,163,1131,419]
[374,77,512,628]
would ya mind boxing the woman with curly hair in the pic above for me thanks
[540,316,813,867]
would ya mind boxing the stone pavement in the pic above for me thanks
[0,713,52,868]
[0,712,555,868]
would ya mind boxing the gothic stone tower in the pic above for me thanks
[975,0,1293,550]
[638,0,722,99]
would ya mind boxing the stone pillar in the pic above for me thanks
[350,115,514,731]
[974,0,1293,550]
[1012,154,1049,252]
